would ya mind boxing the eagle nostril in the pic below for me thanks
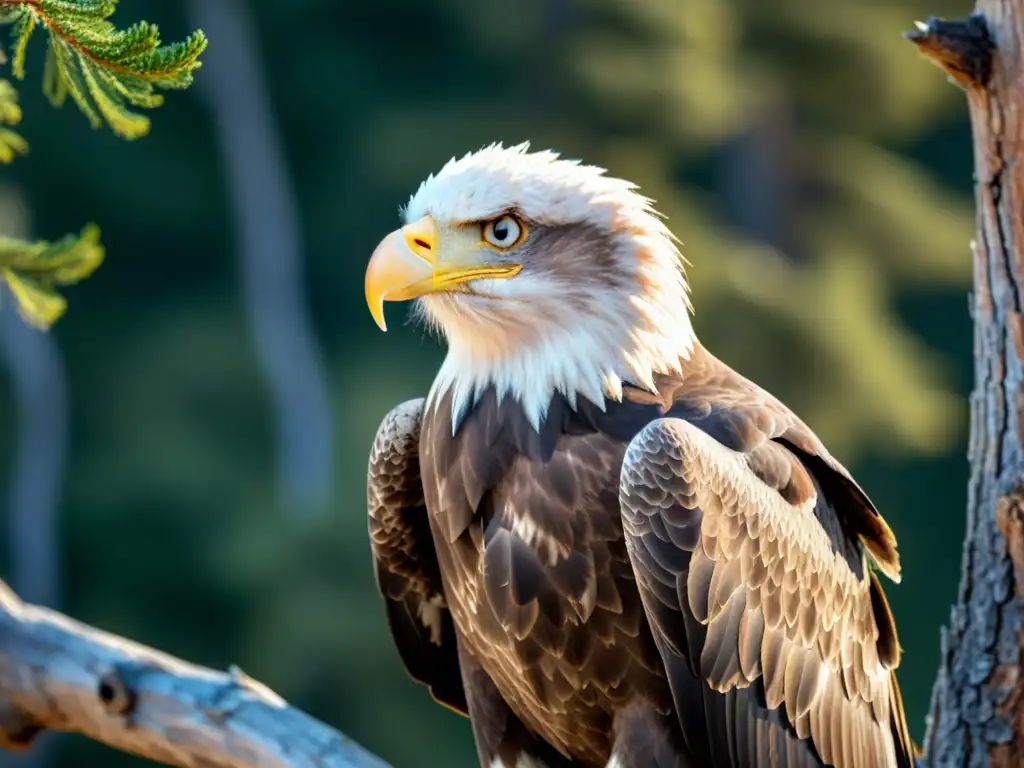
[414,239,431,250]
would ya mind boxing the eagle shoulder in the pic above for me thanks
[643,346,900,584]
[618,415,915,768]
[367,398,467,715]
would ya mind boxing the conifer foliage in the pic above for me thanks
[0,0,205,329]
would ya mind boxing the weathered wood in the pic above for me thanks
[908,5,1024,768]
[0,580,390,767]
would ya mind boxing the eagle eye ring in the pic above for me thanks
[481,214,526,250]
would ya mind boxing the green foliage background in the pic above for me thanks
[0,0,977,765]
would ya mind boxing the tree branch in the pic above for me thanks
[0,580,390,768]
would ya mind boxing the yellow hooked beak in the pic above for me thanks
[364,214,522,331]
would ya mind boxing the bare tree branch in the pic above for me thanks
[0,580,390,768]
[184,0,334,514]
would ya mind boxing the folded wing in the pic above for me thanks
[367,399,467,715]
[619,416,915,768]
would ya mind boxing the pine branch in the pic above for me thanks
[0,0,207,139]
[0,2,205,328]
[0,224,103,329]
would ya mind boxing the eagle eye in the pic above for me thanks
[482,215,525,250]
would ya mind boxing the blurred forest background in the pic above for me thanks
[0,0,979,766]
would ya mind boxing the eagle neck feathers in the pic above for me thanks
[425,302,697,436]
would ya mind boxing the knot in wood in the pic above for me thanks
[97,669,135,716]
[0,708,43,752]
[904,13,993,89]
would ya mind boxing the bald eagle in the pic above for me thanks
[364,143,915,768]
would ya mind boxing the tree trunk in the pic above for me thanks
[909,4,1024,767]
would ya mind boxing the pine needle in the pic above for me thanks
[0,224,104,329]
[0,1,207,328]
[1,0,206,139]
[0,76,26,162]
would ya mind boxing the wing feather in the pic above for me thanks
[619,416,914,768]
[367,399,467,715]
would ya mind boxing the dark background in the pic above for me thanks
[0,0,977,765]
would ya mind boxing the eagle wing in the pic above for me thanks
[367,399,467,715]
[618,415,915,768]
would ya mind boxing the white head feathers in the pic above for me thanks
[406,142,697,430]
[405,143,639,227]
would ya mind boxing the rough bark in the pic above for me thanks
[0,580,389,767]
[907,6,1024,767]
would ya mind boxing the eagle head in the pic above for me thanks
[365,142,696,428]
